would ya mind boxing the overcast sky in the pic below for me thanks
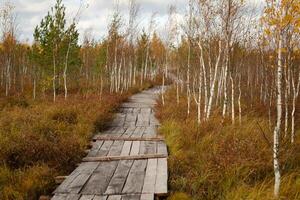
[8,0,263,43]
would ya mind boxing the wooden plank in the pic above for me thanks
[155,158,168,195]
[150,115,160,126]
[66,194,81,200]
[140,194,154,200]
[110,114,126,127]
[108,141,124,156]
[88,141,104,157]
[121,195,140,200]
[54,171,79,194]
[54,162,99,194]
[122,102,154,108]
[124,113,137,127]
[51,194,67,200]
[157,142,168,155]
[115,127,127,135]
[82,154,167,162]
[143,126,156,137]
[99,127,116,136]
[81,161,118,195]
[132,108,141,114]
[120,141,132,156]
[93,196,107,200]
[131,126,145,138]
[107,195,121,200]
[105,160,134,194]
[139,141,156,155]
[96,140,114,157]
[140,108,152,114]
[121,126,136,138]
[136,114,150,126]
[122,160,147,194]
[93,136,164,142]
[142,159,158,194]
[130,141,140,156]
[80,195,94,200]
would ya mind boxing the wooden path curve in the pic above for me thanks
[52,87,168,200]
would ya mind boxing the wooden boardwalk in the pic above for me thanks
[52,87,168,200]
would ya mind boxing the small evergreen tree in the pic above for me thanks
[33,0,80,101]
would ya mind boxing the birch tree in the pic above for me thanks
[262,0,300,196]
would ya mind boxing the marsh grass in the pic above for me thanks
[0,80,156,200]
[156,87,300,200]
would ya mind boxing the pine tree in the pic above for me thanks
[33,0,79,101]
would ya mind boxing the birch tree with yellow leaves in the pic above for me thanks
[262,0,300,197]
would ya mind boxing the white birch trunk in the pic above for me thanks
[273,32,283,198]
[206,41,222,119]
[230,74,235,124]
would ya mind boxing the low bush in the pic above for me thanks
[0,165,54,200]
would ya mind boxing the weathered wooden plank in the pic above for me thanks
[108,141,124,156]
[131,126,145,138]
[105,160,133,194]
[140,108,152,114]
[67,173,92,194]
[99,127,116,136]
[121,103,154,108]
[120,141,132,156]
[54,171,79,194]
[121,195,140,200]
[143,126,156,137]
[93,196,107,200]
[129,95,156,103]
[107,195,121,200]
[52,194,82,200]
[93,136,164,142]
[81,161,118,195]
[51,194,67,200]
[119,108,133,114]
[149,115,160,126]
[121,126,136,138]
[80,195,95,200]
[130,141,140,156]
[66,194,81,200]
[124,113,137,127]
[96,140,114,157]
[132,108,141,114]
[155,158,168,195]
[142,159,158,194]
[157,142,168,155]
[122,160,147,194]
[139,141,156,155]
[110,114,126,127]
[112,127,127,136]
[140,194,154,200]
[136,114,150,126]
[82,154,167,162]
[54,162,99,194]
[88,141,104,157]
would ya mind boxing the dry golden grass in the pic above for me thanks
[0,80,156,200]
[156,87,300,200]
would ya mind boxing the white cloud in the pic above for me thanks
[6,0,264,43]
